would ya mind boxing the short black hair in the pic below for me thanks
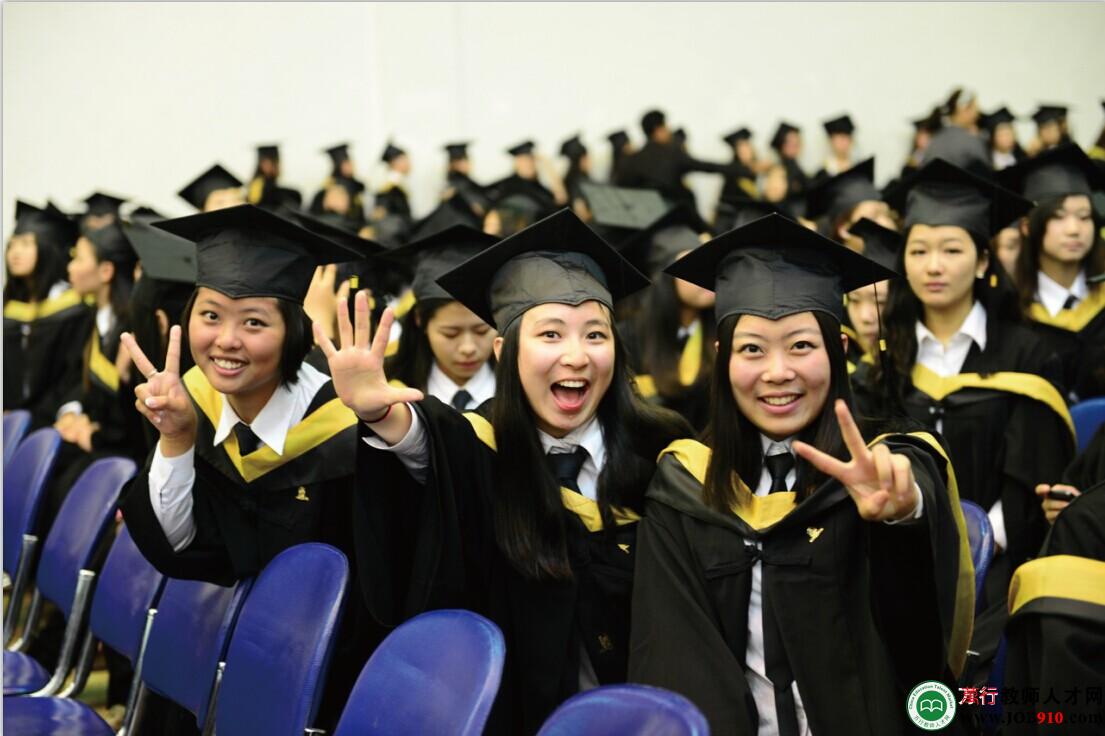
[641,109,666,139]
[179,288,313,388]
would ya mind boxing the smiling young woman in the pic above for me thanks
[320,209,690,734]
[628,213,974,736]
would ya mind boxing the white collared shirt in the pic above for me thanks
[426,361,496,412]
[676,318,700,344]
[47,280,70,300]
[992,151,1018,171]
[1035,269,1088,318]
[537,415,606,501]
[147,363,330,551]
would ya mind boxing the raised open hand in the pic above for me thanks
[120,325,197,453]
[793,399,920,522]
[313,290,423,423]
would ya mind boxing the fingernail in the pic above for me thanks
[145,397,156,407]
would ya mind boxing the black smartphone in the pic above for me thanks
[1046,489,1076,502]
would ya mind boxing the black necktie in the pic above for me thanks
[235,422,261,455]
[676,331,690,352]
[545,448,589,493]
[763,586,801,736]
[764,452,794,494]
[1062,295,1078,310]
[451,389,473,411]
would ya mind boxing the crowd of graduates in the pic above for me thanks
[5,85,1105,734]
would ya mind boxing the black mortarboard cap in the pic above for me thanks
[618,205,704,276]
[83,192,127,216]
[716,197,791,230]
[256,144,280,160]
[177,164,244,211]
[560,135,588,161]
[152,204,362,304]
[666,213,897,325]
[823,114,855,136]
[507,141,536,157]
[607,130,630,149]
[804,157,879,221]
[580,182,670,230]
[884,158,1033,243]
[85,221,137,266]
[123,220,197,285]
[444,142,469,161]
[437,208,649,330]
[289,211,386,262]
[14,200,78,251]
[381,142,406,163]
[848,218,902,274]
[1032,105,1068,125]
[770,122,800,151]
[920,126,992,179]
[997,143,1105,203]
[407,199,483,243]
[325,144,351,166]
[979,107,1016,131]
[385,224,498,303]
[722,128,752,147]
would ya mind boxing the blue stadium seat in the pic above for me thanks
[3,410,32,467]
[3,525,164,734]
[3,427,62,646]
[4,456,135,696]
[960,499,995,612]
[333,609,505,736]
[1071,397,1105,452]
[214,543,349,736]
[537,684,710,736]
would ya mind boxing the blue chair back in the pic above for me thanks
[960,499,994,608]
[89,525,165,663]
[215,543,349,736]
[35,457,136,617]
[141,577,248,728]
[2,428,61,576]
[333,609,505,736]
[537,684,710,736]
[1071,397,1105,452]
[3,410,31,467]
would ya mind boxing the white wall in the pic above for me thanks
[4,1,1104,239]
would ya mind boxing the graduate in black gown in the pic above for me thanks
[442,141,491,221]
[117,205,378,730]
[1028,104,1072,157]
[618,207,716,432]
[318,209,690,734]
[373,142,413,221]
[1001,143,1105,401]
[606,129,634,183]
[80,191,127,235]
[979,107,1026,172]
[3,200,90,428]
[247,144,302,211]
[841,218,901,379]
[487,141,562,220]
[812,114,857,182]
[381,224,499,410]
[310,143,367,227]
[769,122,809,218]
[863,159,1076,675]
[629,213,975,736]
[716,128,759,212]
[177,163,246,213]
[560,134,593,212]
[615,109,728,213]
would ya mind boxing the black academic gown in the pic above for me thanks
[353,398,647,735]
[1002,489,1105,734]
[119,366,378,728]
[3,289,94,428]
[628,434,975,736]
[619,319,711,433]
[1024,285,1105,401]
[487,174,559,219]
[615,141,728,211]
[248,175,303,211]
[780,157,809,218]
[446,171,491,218]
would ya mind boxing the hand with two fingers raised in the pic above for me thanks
[119,325,197,457]
[793,399,920,522]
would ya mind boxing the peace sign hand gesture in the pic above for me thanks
[313,290,424,425]
[793,399,920,522]
[120,326,197,456]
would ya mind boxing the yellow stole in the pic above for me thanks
[183,366,357,483]
[634,320,703,398]
[3,289,89,322]
[462,411,640,532]
[1027,284,1105,333]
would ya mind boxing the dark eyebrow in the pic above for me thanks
[534,318,566,327]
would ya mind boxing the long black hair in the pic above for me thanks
[630,271,716,398]
[1013,194,1105,313]
[3,234,68,303]
[874,225,1021,400]
[701,311,852,513]
[490,311,691,581]
[178,288,313,387]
